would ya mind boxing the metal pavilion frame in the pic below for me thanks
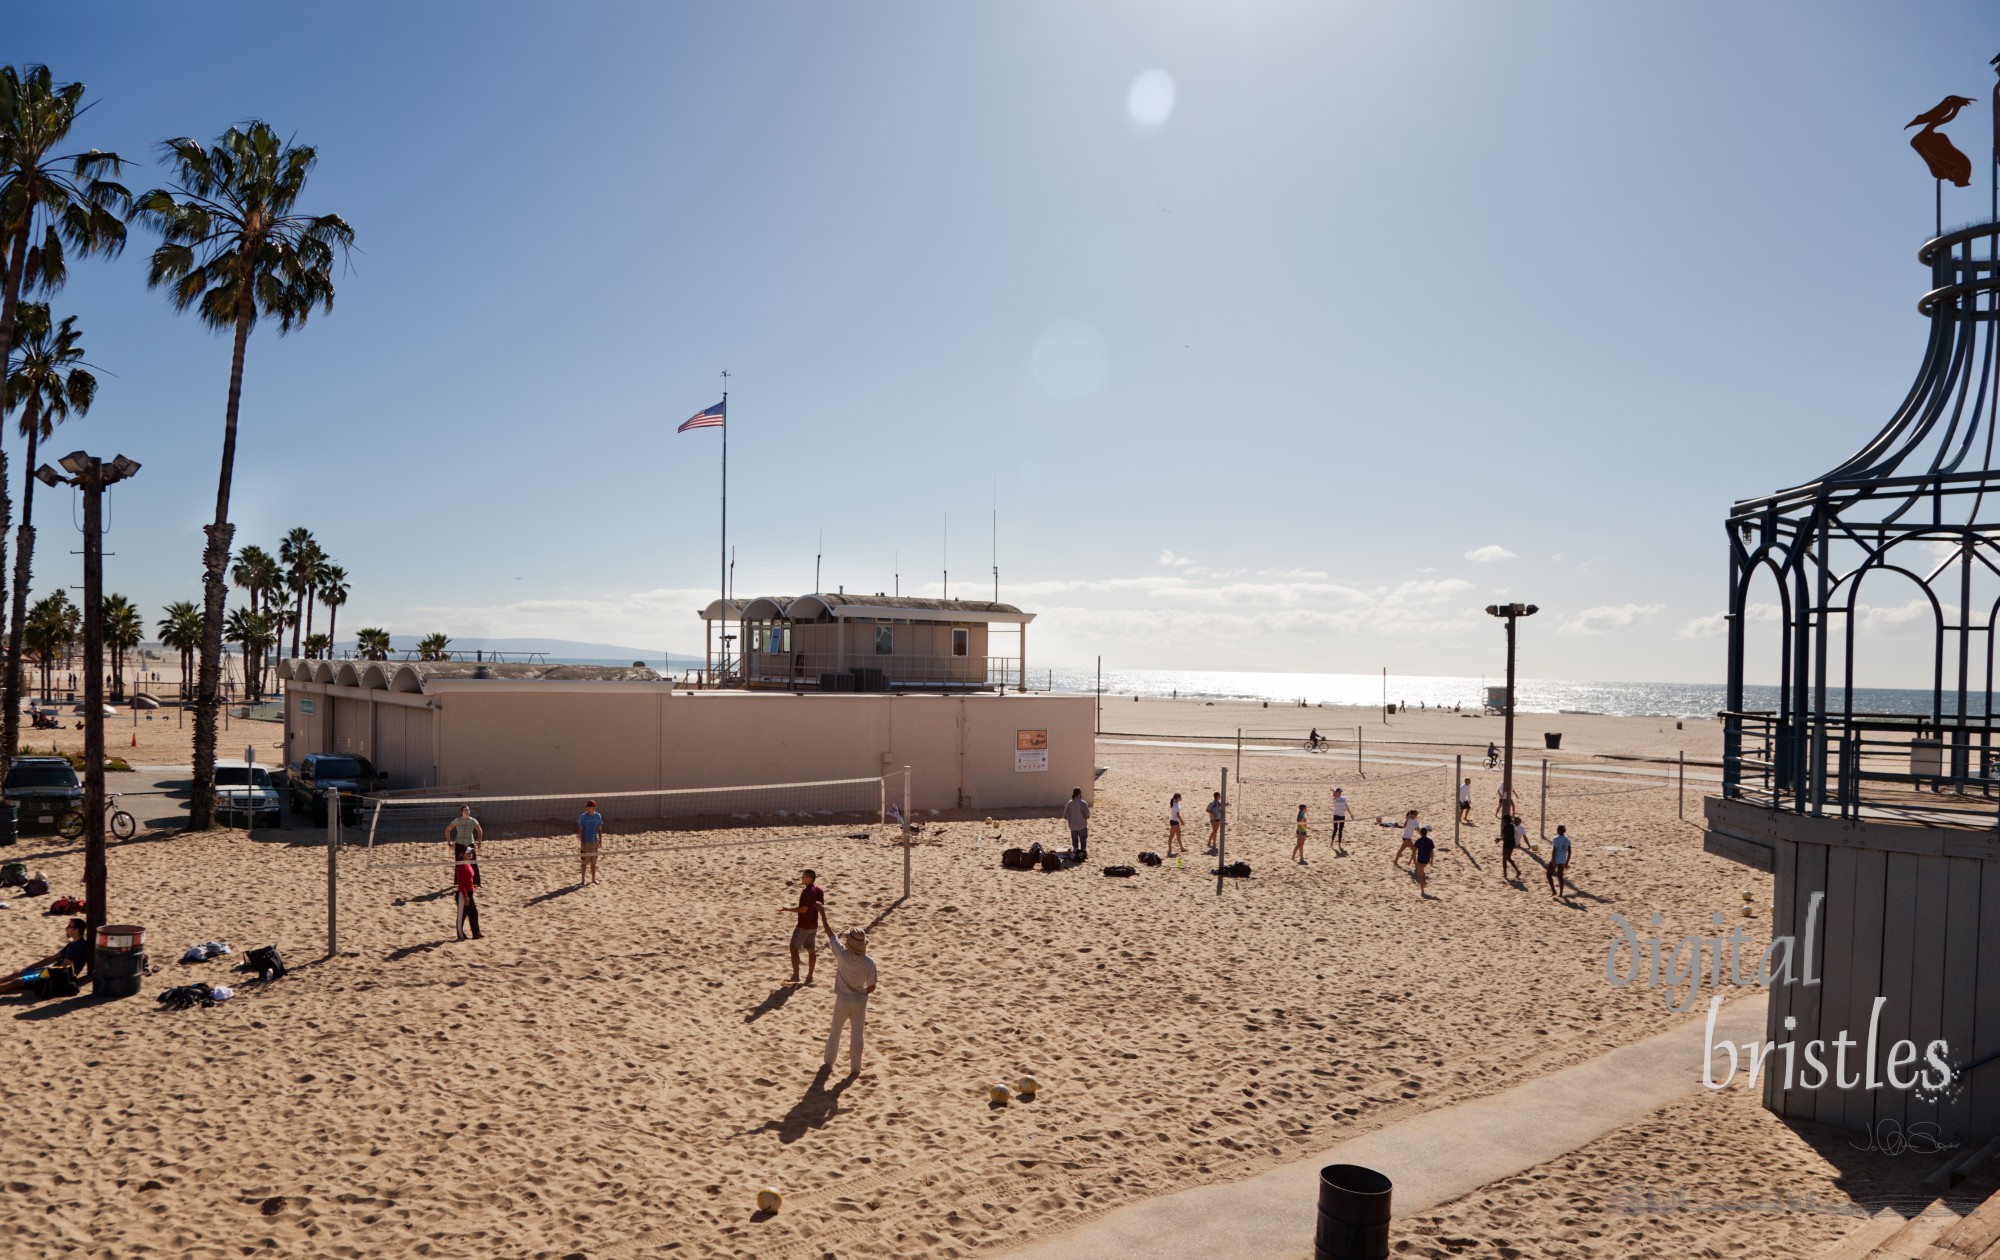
[1722,207,2000,827]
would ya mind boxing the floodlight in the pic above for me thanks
[33,465,61,489]
[107,455,140,483]
[57,451,89,477]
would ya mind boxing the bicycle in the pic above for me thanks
[59,793,138,841]
[1482,754,1500,770]
[1303,736,1330,754]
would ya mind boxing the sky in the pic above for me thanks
[13,2,1999,685]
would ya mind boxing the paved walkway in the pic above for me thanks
[1002,994,1769,1260]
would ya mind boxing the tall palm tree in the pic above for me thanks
[136,122,354,828]
[303,632,330,659]
[103,593,140,700]
[224,607,279,702]
[277,526,319,659]
[417,632,451,662]
[1,302,95,759]
[355,627,390,661]
[317,563,348,658]
[231,543,276,617]
[156,600,199,700]
[25,590,75,701]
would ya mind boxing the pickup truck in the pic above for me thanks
[285,753,381,823]
[4,756,82,834]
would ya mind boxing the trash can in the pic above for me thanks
[1316,1163,1392,1260]
[92,923,148,999]
[1544,733,1562,750]
[1385,704,1397,716]
[0,802,16,847]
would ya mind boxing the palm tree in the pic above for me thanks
[303,632,330,659]
[25,590,75,701]
[417,633,452,662]
[103,593,141,700]
[136,122,354,828]
[1,301,95,759]
[157,600,199,700]
[231,544,275,617]
[277,526,320,659]
[317,563,348,657]
[224,607,279,702]
[355,627,391,661]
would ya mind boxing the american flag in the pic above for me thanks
[678,401,726,432]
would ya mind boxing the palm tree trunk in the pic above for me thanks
[191,298,253,830]
[327,604,339,658]
[304,587,316,657]
[3,412,42,765]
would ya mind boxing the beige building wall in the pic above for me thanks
[284,682,1091,812]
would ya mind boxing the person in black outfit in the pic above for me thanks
[0,918,91,994]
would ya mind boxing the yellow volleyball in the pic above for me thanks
[756,1187,782,1213]
[1016,1075,1040,1096]
[989,1083,1013,1104]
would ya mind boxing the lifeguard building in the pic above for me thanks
[698,593,1033,692]
[277,592,1084,813]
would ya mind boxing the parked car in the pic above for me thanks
[4,756,82,834]
[215,759,282,829]
[285,753,382,823]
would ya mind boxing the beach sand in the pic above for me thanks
[0,698,1946,1258]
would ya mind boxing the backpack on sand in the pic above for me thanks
[1136,852,1162,867]
[29,962,78,1000]
[1102,865,1137,877]
[1040,848,1063,873]
[240,945,287,980]
[1001,847,1034,870]
[0,861,26,887]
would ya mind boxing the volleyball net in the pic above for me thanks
[356,772,901,871]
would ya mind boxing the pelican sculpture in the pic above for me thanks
[1908,94,1976,187]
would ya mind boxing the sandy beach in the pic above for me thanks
[0,698,1965,1258]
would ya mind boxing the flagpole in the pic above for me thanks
[720,369,730,685]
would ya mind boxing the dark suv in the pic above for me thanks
[5,756,83,834]
[286,753,380,823]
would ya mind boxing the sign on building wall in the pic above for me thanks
[1016,729,1048,773]
[301,699,315,715]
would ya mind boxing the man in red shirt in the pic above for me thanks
[453,844,483,941]
[782,869,824,984]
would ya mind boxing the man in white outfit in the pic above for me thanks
[821,916,878,1075]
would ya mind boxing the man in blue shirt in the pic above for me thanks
[1547,824,1573,899]
[577,800,605,885]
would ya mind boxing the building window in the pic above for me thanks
[875,626,893,655]
[952,628,969,657]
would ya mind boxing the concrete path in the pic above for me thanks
[1002,994,1769,1260]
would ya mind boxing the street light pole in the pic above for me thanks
[40,452,141,936]
[1485,602,1538,825]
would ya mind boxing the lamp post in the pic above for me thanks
[38,452,141,936]
[1483,602,1538,826]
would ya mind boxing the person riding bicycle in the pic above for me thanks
[1486,741,1499,763]
[1308,728,1324,751]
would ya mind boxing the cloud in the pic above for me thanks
[1465,545,1517,563]
[1559,603,1664,636]
[1159,549,1196,568]
[1857,599,1934,636]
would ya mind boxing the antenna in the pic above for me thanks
[991,475,999,603]
[815,527,823,595]
[894,549,899,598]
[942,511,948,601]
[729,546,736,601]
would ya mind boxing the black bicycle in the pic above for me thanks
[59,792,138,841]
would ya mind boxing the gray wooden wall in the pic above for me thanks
[1707,798,2000,1144]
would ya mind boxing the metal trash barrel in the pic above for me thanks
[1315,1163,1391,1260]
[1544,732,1562,750]
[0,802,15,847]
[92,923,147,999]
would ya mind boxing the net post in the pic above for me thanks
[1679,749,1686,820]
[1454,753,1461,850]
[325,787,339,959]
[1540,758,1549,843]
[902,765,912,902]
[1357,726,1363,778]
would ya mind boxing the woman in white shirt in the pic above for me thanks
[1166,793,1185,856]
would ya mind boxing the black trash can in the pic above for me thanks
[1385,704,1396,716]
[1544,732,1562,750]
[92,924,147,999]
[0,802,16,847]
[1315,1163,1391,1260]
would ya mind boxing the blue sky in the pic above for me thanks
[15,2,1996,684]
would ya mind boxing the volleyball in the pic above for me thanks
[1015,1074,1040,1096]
[1742,891,1753,902]
[989,1083,1013,1104]
[756,1187,782,1213]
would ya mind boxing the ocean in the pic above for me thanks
[1034,667,1945,721]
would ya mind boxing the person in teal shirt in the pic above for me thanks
[577,800,605,885]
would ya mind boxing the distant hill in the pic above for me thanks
[314,636,695,666]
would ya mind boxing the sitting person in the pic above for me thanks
[0,917,91,996]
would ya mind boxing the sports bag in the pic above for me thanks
[1102,865,1137,877]
[241,945,287,980]
[29,962,78,999]
[0,861,26,886]
[1001,847,1034,870]
[1137,852,1162,867]
[1039,848,1063,873]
